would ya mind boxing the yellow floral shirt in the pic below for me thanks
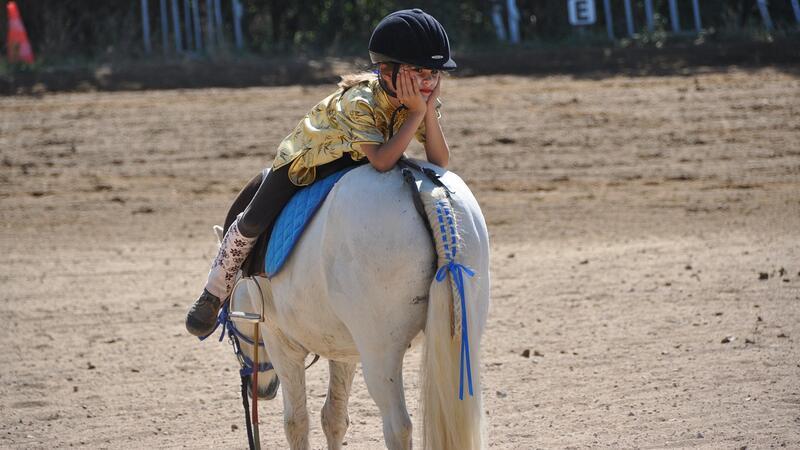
[272,77,439,186]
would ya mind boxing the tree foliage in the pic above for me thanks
[1,0,797,60]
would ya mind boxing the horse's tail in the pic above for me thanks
[420,189,487,450]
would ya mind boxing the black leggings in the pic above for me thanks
[224,155,364,239]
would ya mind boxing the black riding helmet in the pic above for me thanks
[369,9,455,100]
[369,8,456,71]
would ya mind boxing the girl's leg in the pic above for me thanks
[186,156,363,337]
[237,154,362,238]
[237,164,300,239]
[186,164,298,336]
[223,169,266,235]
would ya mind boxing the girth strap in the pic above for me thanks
[401,167,437,254]
[397,157,454,196]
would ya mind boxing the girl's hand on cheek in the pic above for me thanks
[426,78,441,114]
[398,71,427,114]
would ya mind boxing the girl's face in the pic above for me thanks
[382,64,440,100]
[403,66,440,99]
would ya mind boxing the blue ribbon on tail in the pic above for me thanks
[436,260,476,400]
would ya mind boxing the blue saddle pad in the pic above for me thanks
[266,167,355,277]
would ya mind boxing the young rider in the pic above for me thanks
[186,8,457,336]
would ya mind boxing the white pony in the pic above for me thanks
[228,159,490,450]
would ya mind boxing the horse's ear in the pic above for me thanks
[213,225,224,246]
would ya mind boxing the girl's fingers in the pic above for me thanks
[401,71,411,100]
[394,69,427,110]
[396,71,406,101]
[411,75,421,96]
[404,73,414,102]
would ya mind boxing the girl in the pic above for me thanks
[186,8,457,336]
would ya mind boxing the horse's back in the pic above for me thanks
[269,164,435,360]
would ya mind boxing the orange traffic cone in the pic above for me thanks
[6,1,34,64]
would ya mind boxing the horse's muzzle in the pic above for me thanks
[250,374,280,400]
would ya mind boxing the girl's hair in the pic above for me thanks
[337,71,377,89]
[337,63,395,89]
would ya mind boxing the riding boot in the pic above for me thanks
[185,218,257,337]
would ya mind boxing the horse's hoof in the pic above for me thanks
[185,289,222,337]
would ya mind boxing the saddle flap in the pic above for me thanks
[265,166,356,277]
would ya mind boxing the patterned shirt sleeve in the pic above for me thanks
[339,97,385,154]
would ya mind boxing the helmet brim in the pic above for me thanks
[369,51,457,71]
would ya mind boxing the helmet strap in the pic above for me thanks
[378,62,401,98]
[377,62,407,138]
[388,104,407,139]
[391,63,400,91]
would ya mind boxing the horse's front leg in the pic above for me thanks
[321,360,356,450]
[264,327,311,450]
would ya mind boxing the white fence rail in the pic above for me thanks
[140,0,243,55]
[580,0,800,40]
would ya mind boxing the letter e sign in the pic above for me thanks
[568,0,596,26]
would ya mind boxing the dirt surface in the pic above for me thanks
[1,67,799,449]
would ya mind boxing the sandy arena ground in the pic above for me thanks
[1,67,799,449]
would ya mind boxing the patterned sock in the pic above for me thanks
[204,217,257,299]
